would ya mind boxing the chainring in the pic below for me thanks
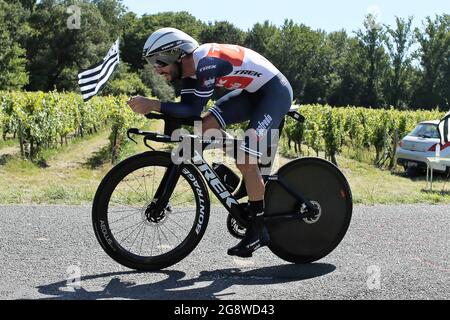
[226,214,247,239]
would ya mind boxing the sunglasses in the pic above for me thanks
[144,56,168,67]
[155,60,169,68]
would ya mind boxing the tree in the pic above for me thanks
[199,21,245,45]
[326,31,366,106]
[356,14,390,108]
[413,14,450,110]
[92,0,126,38]
[0,0,29,90]
[7,0,37,12]
[120,12,144,71]
[384,16,415,109]
[302,30,335,104]
[245,21,278,59]
[267,20,330,103]
[103,63,150,97]
[26,0,112,91]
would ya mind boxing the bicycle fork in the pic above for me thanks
[145,163,181,218]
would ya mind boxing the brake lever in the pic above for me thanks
[127,128,139,144]
[144,137,155,151]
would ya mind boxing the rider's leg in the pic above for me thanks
[236,162,264,200]
[226,74,293,258]
[202,113,222,132]
[227,130,270,257]
[202,112,270,258]
[203,83,292,258]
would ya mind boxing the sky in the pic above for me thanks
[121,0,450,33]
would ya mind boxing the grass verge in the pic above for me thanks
[1,123,450,205]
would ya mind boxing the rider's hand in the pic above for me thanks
[127,96,161,114]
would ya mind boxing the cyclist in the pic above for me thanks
[128,27,293,258]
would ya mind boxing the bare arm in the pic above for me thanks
[127,96,161,114]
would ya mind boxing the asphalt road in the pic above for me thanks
[0,204,448,300]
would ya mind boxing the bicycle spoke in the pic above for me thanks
[108,196,142,210]
[108,203,140,213]
[152,166,158,196]
[128,223,146,252]
[130,170,149,201]
[116,172,150,203]
[142,167,149,199]
[122,178,148,204]
[108,208,141,214]
[150,226,157,256]
[109,211,141,225]
[113,220,144,236]
[166,216,190,233]
[120,221,145,244]
[157,226,162,254]
[110,188,145,207]
[161,223,181,243]
[158,226,172,250]
[139,225,147,256]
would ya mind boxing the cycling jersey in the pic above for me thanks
[160,43,281,118]
[210,73,293,161]
[159,43,293,160]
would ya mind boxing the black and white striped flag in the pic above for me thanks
[438,111,450,145]
[78,38,120,102]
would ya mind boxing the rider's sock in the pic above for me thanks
[248,200,265,232]
[249,200,264,217]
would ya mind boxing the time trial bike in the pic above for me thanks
[92,108,353,271]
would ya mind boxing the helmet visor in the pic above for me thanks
[145,56,168,68]
[144,49,180,67]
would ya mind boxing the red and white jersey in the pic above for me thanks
[192,43,280,93]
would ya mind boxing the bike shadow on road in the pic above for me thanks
[36,263,336,300]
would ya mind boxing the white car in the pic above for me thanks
[396,120,450,176]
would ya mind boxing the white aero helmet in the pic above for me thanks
[143,27,199,66]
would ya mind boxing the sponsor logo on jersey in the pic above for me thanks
[233,70,263,77]
[216,76,254,89]
[199,65,217,72]
[202,77,216,88]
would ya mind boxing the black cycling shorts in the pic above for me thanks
[209,73,293,160]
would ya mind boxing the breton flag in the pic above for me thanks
[438,111,450,145]
[78,38,120,102]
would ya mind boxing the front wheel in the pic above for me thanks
[92,151,210,271]
[265,157,353,264]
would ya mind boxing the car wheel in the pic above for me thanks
[406,166,419,177]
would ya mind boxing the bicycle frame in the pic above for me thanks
[144,133,318,227]
[128,109,316,226]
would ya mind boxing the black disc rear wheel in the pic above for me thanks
[265,157,352,264]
